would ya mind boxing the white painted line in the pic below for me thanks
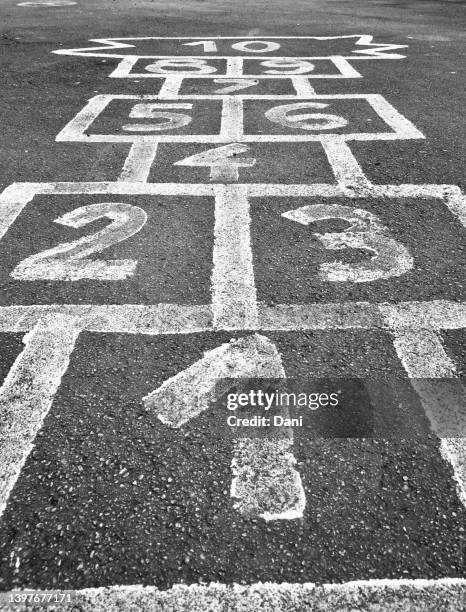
[57,133,426,143]
[220,97,244,140]
[18,0,76,5]
[0,316,81,518]
[7,579,466,611]
[260,302,384,330]
[108,55,138,79]
[1,182,463,245]
[367,93,425,139]
[55,94,111,142]
[441,185,466,228]
[379,300,466,331]
[292,77,317,96]
[0,305,212,335]
[389,326,456,378]
[0,183,37,242]
[118,142,158,182]
[158,75,183,98]
[320,135,372,191]
[0,301,462,335]
[143,333,305,520]
[225,57,243,77]
[380,304,466,508]
[331,55,363,77]
[247,183,347,197]
[212,184,258,329]
[1,182,216,196]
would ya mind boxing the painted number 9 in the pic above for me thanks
[260,59,315,74]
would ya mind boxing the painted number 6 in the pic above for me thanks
[266,102,348,131]
[283,204,413,282]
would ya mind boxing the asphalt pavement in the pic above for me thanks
[0,0,465,610]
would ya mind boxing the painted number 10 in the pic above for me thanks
[182,40,281,53]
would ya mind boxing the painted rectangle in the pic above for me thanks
[250,195,466,306]
[0,331,464,589]
[173,76,316,98]
[109,56,361,79]
[0,193,215,306]
[56,94,423,143]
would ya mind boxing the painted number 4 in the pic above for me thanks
[176,143,256,182]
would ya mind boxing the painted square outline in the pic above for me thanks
[55,94,424,144]
[108,55,362,80]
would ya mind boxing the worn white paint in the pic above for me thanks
[0,301,461,335]
[176,143,256,182]
[232,438,306,520]
[321,136,372,191]
[6,579,466,611]
[224,57,243,78]
[213,78,259,94]
[0,316,81,518]
[283,203,413,282]
[292,77,317,96]
[211,184,258,329]
[220,96,244,140]
[11,203,147,281]
[143,333,305,520]
[157,75,184,98]
[0,304,213,335]
[118,142,158,182]
[380,304,466,508]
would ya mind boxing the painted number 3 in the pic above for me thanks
[283,204,413,282]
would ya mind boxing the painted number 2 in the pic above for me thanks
[11,203,147,281]
[283,204,413,282]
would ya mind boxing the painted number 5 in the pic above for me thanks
[11,202,147,281]
[282,204,413,282]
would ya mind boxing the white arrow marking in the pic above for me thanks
[143,334,306,520]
